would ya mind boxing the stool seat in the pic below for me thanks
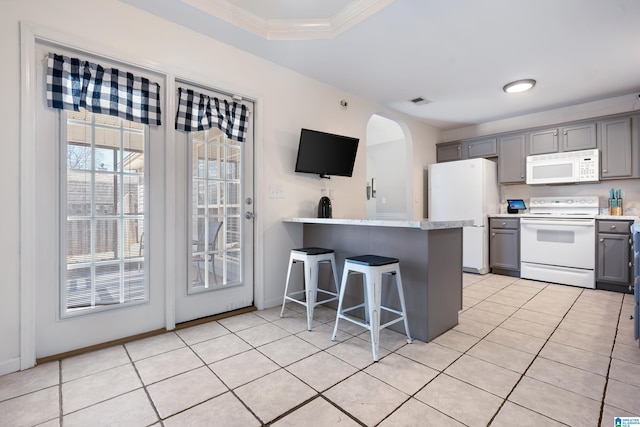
[280,247,340,331]
[346,255,398,266]
[292,247,335,256]
[332,254,411,362]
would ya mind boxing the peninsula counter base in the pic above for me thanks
[283,219,464,342]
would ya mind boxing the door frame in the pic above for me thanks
[173,80,256,323]
[19,22,266,370]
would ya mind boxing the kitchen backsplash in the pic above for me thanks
[499,178,640,216]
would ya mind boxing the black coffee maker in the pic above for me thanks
[318,196,332,218]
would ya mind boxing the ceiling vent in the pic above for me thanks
[410,97,431,106]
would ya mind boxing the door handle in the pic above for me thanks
[245,211,255,220]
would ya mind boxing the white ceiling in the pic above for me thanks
[120,0,640,130]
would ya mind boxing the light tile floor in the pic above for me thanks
[1,273,639,426]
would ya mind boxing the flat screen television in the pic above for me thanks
[294,128,360,178]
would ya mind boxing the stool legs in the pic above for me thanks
[331,268,350,342]
[332,262,411,362]
[367,270,381,361]
[394,271,412,345]
[305,259,317,331]
[281,252,340,331]
[280,252,297,318]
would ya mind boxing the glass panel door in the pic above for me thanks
[175,84,254,323]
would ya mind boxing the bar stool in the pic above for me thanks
[280,247,340,331]
[332,255,411,361]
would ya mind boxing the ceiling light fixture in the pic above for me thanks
[503,79,536,93]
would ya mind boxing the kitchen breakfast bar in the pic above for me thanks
[282,218,472,342]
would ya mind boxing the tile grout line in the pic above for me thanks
[374,276,538,426]
[597,294,626,426]
[123,342,164,426]
[6,277,635,426]
[458,276,606,425]
[458,277,556,426]
[58,360,63,426]
[485,283,581,426]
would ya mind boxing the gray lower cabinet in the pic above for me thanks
[489,218,520,275]
[597,219,633,293]
[436,141,462,162]
[498,133,526,183]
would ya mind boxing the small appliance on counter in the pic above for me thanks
[507,199,526,214]
[318,196,332,218]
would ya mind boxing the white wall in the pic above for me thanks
[0,0,441,373]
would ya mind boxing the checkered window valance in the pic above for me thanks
[46,53,162,126]
[175,87,249,143]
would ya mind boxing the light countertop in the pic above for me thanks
[283,217,474,230]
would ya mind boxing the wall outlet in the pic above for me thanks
[269,185,284,199]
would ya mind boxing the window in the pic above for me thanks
[62,109,147,315]
[189,127,242,293]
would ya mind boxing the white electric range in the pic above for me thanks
[520,196,599,288]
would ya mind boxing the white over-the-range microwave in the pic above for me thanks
[526,149,599,185]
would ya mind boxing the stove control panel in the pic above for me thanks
[529,196,599,215]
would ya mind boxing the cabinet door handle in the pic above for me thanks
[629,262,633,267]
[603,169,608,173]
[611,225,616,230]
[492,233,496,237]
[600,238,604,242]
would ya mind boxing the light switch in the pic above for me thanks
[269,185,284,199]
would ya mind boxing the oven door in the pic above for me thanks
[520,217,595,269]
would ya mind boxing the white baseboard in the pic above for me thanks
[263,296,284,310]
[0,357,22,376]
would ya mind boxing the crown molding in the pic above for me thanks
[181,0,394,40]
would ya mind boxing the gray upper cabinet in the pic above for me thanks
[600,117,632,179]
[436,113,638,183]
[528,128,559,155]
[436,141,462,163]
[498,134,526,184]
[528,122,597,155]
[561,123,597,151]
[466,138,497,158]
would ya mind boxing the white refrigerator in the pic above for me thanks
[428,158,499,274]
